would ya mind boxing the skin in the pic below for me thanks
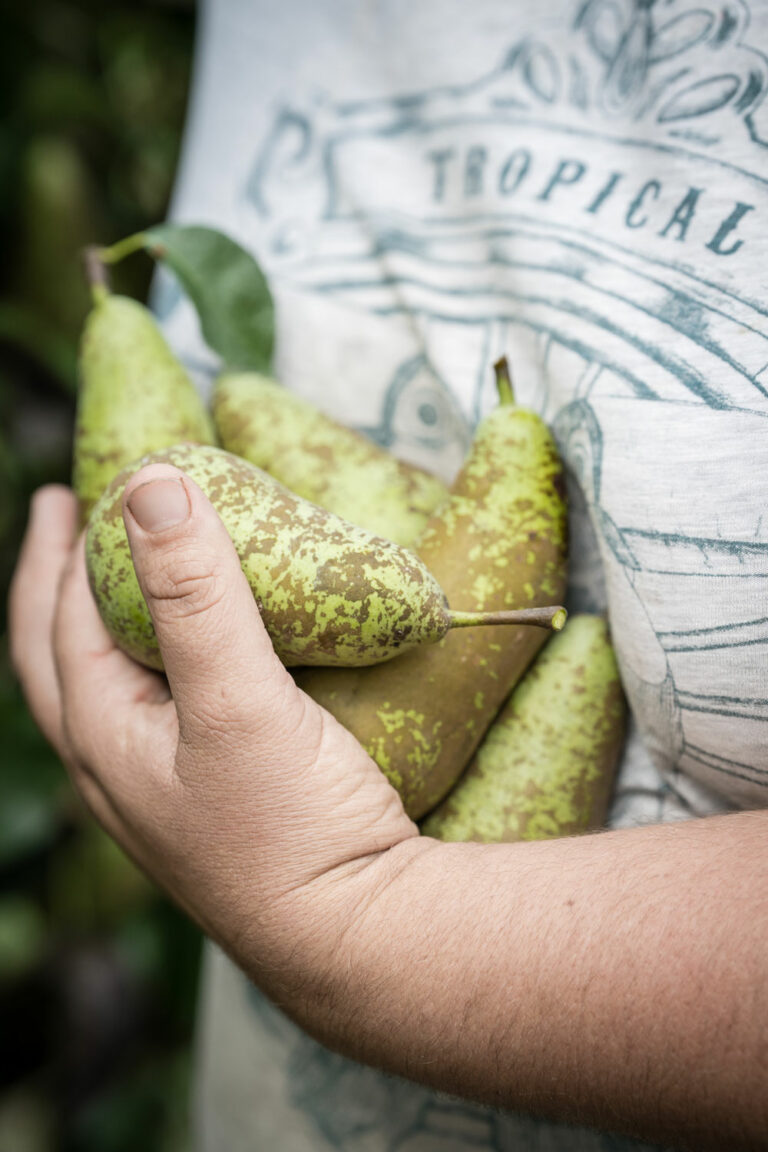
[74,294,216,523]
[8,478,768,1151]
[214,372,449,546]
[298,400,568,819]
[87,444,462,669]
[422,615,626,842]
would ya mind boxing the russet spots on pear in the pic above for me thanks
[297,396,569,820]
[422,616,627,843]
[86,444,543,672]
[213,372,449,547]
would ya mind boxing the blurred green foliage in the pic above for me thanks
[0,2,201,1149]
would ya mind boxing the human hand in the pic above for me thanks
[9,466,419,1007]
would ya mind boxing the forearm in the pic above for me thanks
[274,810,768,1151]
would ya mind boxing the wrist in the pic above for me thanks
[250,833,431,1035]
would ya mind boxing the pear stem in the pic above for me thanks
[448,606,567,632]
[98,231,149,265]
[494,356,515,406]
[83,246,110,304]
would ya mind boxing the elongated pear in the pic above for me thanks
[73,289,216,523]
[214,373,449,546]
[86,444,564,671]
[422,616,626,842]
[297,361,569,818]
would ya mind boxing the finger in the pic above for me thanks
[121,463,304,751]
[53,533,176,806]
[8,485,77,751]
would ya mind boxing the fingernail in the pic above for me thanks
[128,478,190,533]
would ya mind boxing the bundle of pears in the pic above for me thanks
[75,238,625,842]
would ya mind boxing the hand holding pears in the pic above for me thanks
[72,223,622,846]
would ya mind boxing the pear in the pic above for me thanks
[73,289,216,523]
[421,616,626,842]
[297,360,569,818]
[86,444,564,671]
[213,372,449,546]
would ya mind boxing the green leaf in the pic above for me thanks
[143,224,274,372]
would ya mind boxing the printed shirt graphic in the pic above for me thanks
[161,1,768,1149]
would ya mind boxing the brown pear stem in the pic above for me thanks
[447,606,567,632]
[83,246,110,304]
[494,356,515,406]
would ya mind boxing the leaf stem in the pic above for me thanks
[97,231,149,265]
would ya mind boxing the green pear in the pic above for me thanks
[73,291,216,523]
[86,444,564,671]
[213,372,449,546]
[421,616,626,842]
[297,361,569,818]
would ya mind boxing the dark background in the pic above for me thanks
[1,2,201,1148]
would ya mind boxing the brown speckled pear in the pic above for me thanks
[421,615,627,843]
[73,291,215,524]
[297,361,569,819]
[86,444,561,671]
[213,372,449,546]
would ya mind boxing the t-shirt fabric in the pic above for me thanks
[156,1,768,1147]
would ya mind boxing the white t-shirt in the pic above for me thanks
[157,1,768,1146]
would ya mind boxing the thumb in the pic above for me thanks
[122,462,300,747]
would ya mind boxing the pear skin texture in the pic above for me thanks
[73,295,216,523]
[213,373,449,546]
[297,404,568,820]
[86,444,459,670]
[421,616,626,843]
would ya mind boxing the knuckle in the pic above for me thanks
[143,545,228,624]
